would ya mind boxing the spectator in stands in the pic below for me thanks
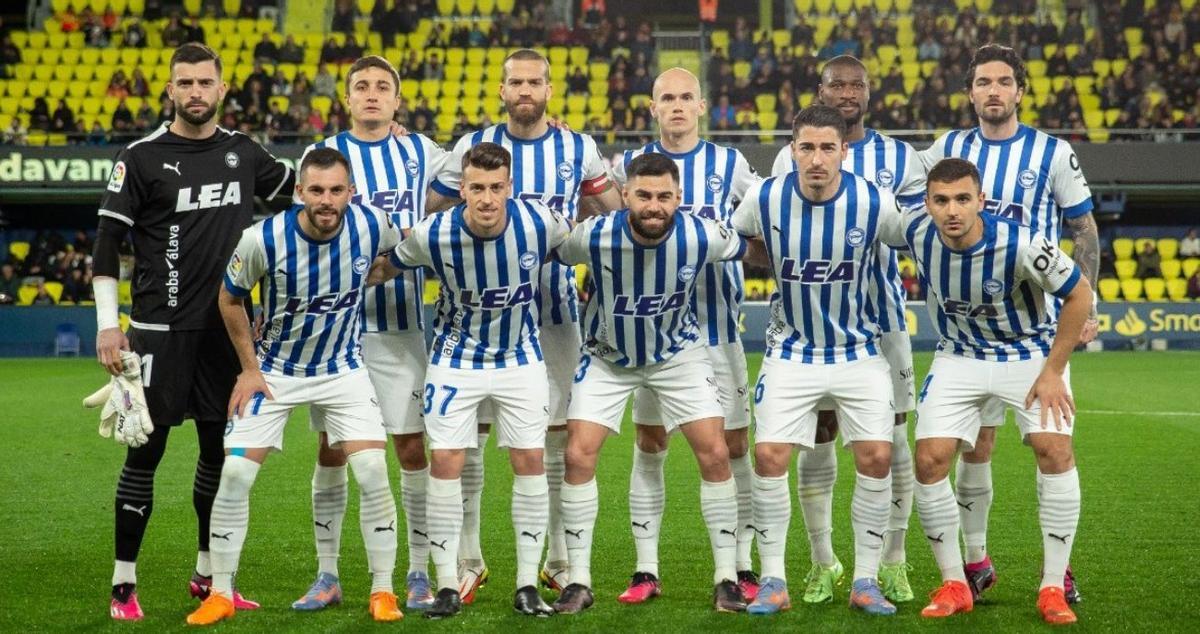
[29,97,50,131]
[452,113,476,137]
[1046,46,1071,77]
[270,69,292,97]
[711,94,736,128]
[279,34,304,64]
[423,52,445,81]
[901,268,921,300]
[59,6,79,33]
[320,37,340,64]
[413,98,434,125]
[254,33,279,63]
[1061,11,1086,46]
[2,116,26,144]
[31,282,55,305]
[1070,39,1098,77]
[332,0,357,34]
[1136,241,1163,279]
[123,18,147,48]
[411,111,431,134]
[567,67,588,95]
[106,71,131,99]
[62,268,90,303]
[313,65,337,99]
[185,15,205,44]
[51,101,75,134]
[1181,228,1200,257]
[791,14,815,49]
[83,9,110,47]
[729,16,755,62]
[1189,268,1200,299]
[130,69,150,98]
[342,35,364,61]
[582,0,605,27]
[0,263,19,301]
[631,21,656,59]
[630,65,653,96]
[610,95,629,128]
[548,20,571,46]
[1099,248,1117,279]
[157,97,175,125]
[290,72,312,110]
[371,0,399,48]
[918,33,942,61]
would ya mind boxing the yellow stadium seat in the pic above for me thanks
[548,47,568,67]
[42,281,63,303]
[1184,258,1200,279]
[1157,238,1179,260]
[1115,260,1137,280]
[1143,278,1166,301]
[400,81,419,101]
[4,82,23,98]
[29,32,48,49]
[1059,239,1074,256]
[486,48,507,66]
[1120,278,1144,301]
[438,95,459,115]
[1134,237,1155,255]
[18,286,38,305]
[82,98,102,115]
[900,61,920,80]
[1161,259,1181,280]
[0,96,16,112]
[456,0,477,14]
[9,241,30,262]
[588,62,609,82]
[26,81,47,98]
[118,280,132,305]
[1167,279,1189,301]
[268,95,289,112]
[1112,238,1134,260]
[460,96,481,116]
[755,93,777,114]
[758,112,778,141]
[733,62,751,79]
[587,95,608,114]
[565,94,586,114]
[1097,278,1121,302]
[419,79,441,101]
[744,278,766,299]
[48,83,67,99]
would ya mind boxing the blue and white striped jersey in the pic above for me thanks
[299,131,449,333]
[772,129,925,334]
[894,210,1081,360]
[431,124,611,326]
[731,171,904,364]
[556,210,747,367]
[612,140,760,346]
[391,199,571,369]
[224,204,400,377]
[920,125,1093,240]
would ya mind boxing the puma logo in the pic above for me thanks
[121,503,147,517]
[412,529,428,538]
[314,519,332,531]
[958,501,975,512]
[719,528,737,538]
[892,498,902,509]
[631,520,650,531]
[373,520,395,533]
[521,530,542,542]
[565,528,584,539]
[430,539,448,551]
[926,532,945,544]
[163,161,181,175]
[1048,532,1071,544]
[866,529,884,540]
[211,531,233,541]
[746,524,768,539]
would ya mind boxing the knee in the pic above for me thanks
[509,449,544,476]
[1033,441,1075,473]
[855,444,892,478]
[915,451,951,484]
[565,442,597,472]
[754,444,790,476]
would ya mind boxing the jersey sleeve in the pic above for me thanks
[417,134,453,187]
[729,150,761,203]
[371,205,402,253]
[917,131,952,172]
[578,134,612,196]
[1050,141,1094,219]
[731,180,765,238]
[223,226,267,297]
[770,145,793,177]
[1017,234,1081,299]
[390,217,433,270]
[610,150,631,187]
[250,138,295,201]
[895,140,927,208]
[701,217,748,263]
[96,147,145,227]
[874,190,908,248]
[430,134,471,196]
[554,216,592,265]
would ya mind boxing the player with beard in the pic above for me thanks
[92,43,293,620]
[919,44,1098,604]
[427,49,623,603]
[769,55,924,605]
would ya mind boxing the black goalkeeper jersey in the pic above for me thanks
[98,123,294,331]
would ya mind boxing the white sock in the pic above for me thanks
[312,464,347,577]
[349,449,397,594]
[883,424,914,564]
[426,476,463,591]
[113,560,136,586]
[916,478,967,583]
[401,466,430,574]
[210,456,261,598]
[851,471,892,582]
[797,441,837,565]
[956,460,993,564]
[544,429,568,567]
[629,447,667,576]
[1038,468,1081,590]
[701,478,739,585]
[458,432,487,562]
[560,478,599,588]
[512,474,550,589]
[730,453,754,572]
[752,473,791,581]
[195,551,211,577]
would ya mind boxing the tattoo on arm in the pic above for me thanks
[1066,212,1099,316]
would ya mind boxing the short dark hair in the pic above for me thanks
[300,147,352,180]
[821,55,867,79]
[792,104,848,140]
[462,142,512,173]
[626,153,680,184]
[346,55,401,96]
[927,158,981,190]
[170,42,222,76]
[502,48,550,81]
[966,44,1027,91]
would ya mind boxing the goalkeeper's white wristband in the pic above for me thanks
[94,277,120,331]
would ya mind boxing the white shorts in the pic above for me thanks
[310,331,427,436]
[226,370,386,452]
[915,353,1074,450]
[632,340,750,430]
[567,345,724,433]
[423,362,550,451]
[478,321,580,427]
[979,396,1007,428]
[880,330,916,414]
[752,355,894,449]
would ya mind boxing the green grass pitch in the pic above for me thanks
[4,351,1198,632]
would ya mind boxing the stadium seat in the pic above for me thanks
[43,282,63,303]
[1120,278,1144,301]
[1098,278,1121,302]
[1115,260,1137,280]
[118,281,132,305]
[744,278,766,299]
[18,286,37,305]
[1157,238,1179,260]
[587,95,608,114]
[1143,278,1166,301]
[1059,238,1074,256]
[755,94,777,114]
[1167,279,1189,301]
[1112,238,1134,260]
[1134,237,1155,254]
[1161,259,1181,280]
[1184,258,1200,279]
[9,241,30,262]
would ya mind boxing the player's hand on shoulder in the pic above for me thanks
[389,120,410,138]
[546,116,572,132]
[228,369,273,420]
[96,327,130,376]
[1025,368,1075,431]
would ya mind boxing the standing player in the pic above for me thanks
[920,44,1099,603]
[427,48,623,599]
[92,43,293,620]
[731,105,905,617]
[894,158,1088,625]
[609,68,761,603]
[292,55,448,612]
[373,143,570,619]
[769,55,924,605]
[188,148,404,625]
[553,153,751,614]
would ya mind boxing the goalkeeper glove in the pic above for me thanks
[83,351,155,447]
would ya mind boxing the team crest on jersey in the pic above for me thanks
[706,173,724,192]
[227,252,243,277]
[678,265,697,282]
[557,161,575,181]
[225,152,239,168]
[1018,169,1037,188]
[405,159,420,176]
[983,279,1004,295]
[519,251,539,270]
[846,227,866,247]
[107,161,126,193]
[353,256,369,275]
[875,169,895,189]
